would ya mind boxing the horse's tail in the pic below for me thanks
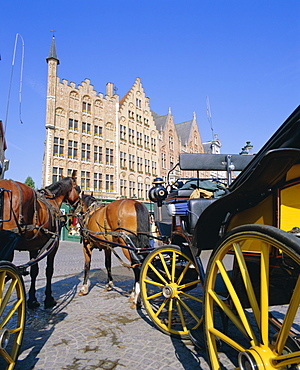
[135,202,150,248]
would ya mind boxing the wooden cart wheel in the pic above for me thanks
[140,244,203,338]
[0,262,26,370]
[204,224,300,370]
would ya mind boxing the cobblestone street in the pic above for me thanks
[11,241,209,370]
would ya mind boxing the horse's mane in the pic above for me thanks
[44,177,73,196]
[82,194,97,208]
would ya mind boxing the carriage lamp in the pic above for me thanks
[148,178,168,207]
[0,329,10,350]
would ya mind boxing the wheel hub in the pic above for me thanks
[238,347,277,370]
[162,283,178,298]
[0,329,10,350]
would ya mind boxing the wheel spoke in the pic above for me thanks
[143,278,164,287]
[177,295,201,322]
[178,279,201,290]
[274,275,300,355]
[260,242,270,346]
[0,298,23,329]
[148,261,168,285]
[272,350,300,368]
[155,298,168,317]
[208,288,250,339]
[167,298,173,330]
[176,299,187,332]
[208,326,246,352]
[176,260,192,285]
[0,277,18,317]
[158,252,171,281]
[145,290,163,300]
[216,259,258,346]
[233,242,260,326]
[180,290,203,303]
[171,251,176,283]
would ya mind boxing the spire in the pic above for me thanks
[46,36,59,64]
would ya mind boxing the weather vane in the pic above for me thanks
[50,29,56,37]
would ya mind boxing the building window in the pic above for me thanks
[136,98,141,108]
[144,135,150,149]
[52,167,63,183]
[120,152,127,169]
[94,125,103,137]
[137,132,142,147]
[106,174,114,192]
[82,122,91,134]
[81,143,91,162]
[120,179,127,197]
[106,148,114,165]
[82,101,91,113]
[129,181,136,198]
[137,182,143,199]
[145,183,150,196]
[68,119,78,131]
[68,140,78,159]
[145,159,150,174]
[151,137,156,152]
[129,154,135,171]
[94,146,103,163]
[162,153,166,169]
[94,173,102,191]
[144,118,149,126]
[137,156,143,173]
[120,125,126,141]
[129,128,135,144]
[152,161,157,176]
[169,136,174,150]
[81,171,90,190]
[53,137,64,157]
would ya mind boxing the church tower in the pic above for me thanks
[42,36,60,186]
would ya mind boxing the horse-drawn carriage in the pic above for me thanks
[141,106,300,369]
[1,106,300,370]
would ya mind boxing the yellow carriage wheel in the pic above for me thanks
[140,244,203,338]
[204,224,300,370]
[0,262,26,370]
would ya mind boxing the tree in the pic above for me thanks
[24,176,35,189]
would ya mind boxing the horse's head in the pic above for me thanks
[65,176,81,209]
[80,193,97,213]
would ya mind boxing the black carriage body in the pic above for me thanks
[152,106,300,307]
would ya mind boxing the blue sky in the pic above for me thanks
[0,1,299,188]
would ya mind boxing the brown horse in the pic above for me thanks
[0,175,80,309]
[78,194,150,308]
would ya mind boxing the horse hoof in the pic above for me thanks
[78,290,88,296]
[104,282,114,291]
[130,303,137,309]
[27,299,40,309]
[44,298,57,309]
[128,296,134,303]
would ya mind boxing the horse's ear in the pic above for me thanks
[71,170,77,180]
[91,191,93,197]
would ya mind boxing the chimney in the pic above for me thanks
[106,82,114,97]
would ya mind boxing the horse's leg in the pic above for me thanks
[129,265,141,309]
[79,241,92,296]
[27,250,40,309]
[44,244,59,309]
[104,248,114,291]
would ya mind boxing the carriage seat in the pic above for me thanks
[167,189,194,200]
[186,198,216,234]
